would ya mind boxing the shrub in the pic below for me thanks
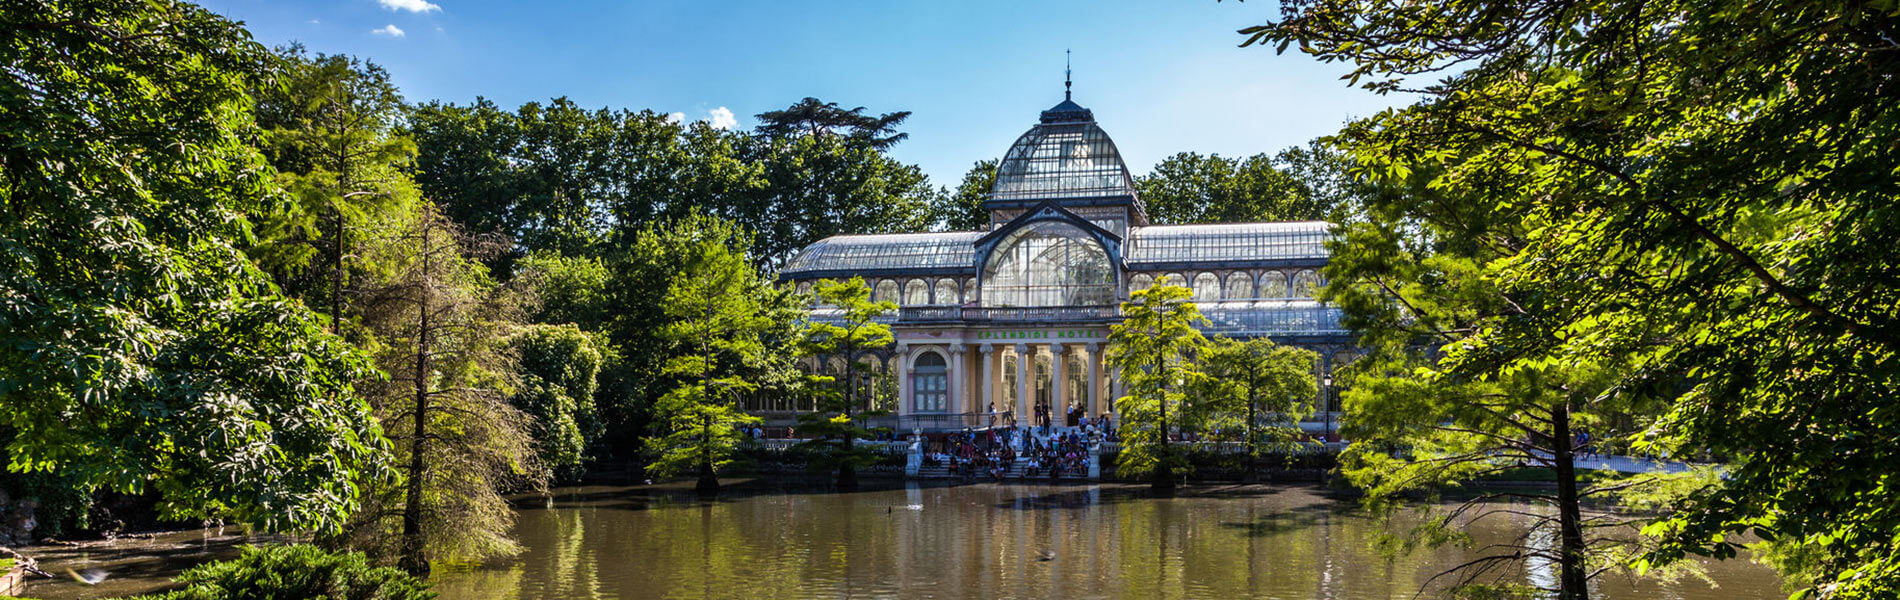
[137,544,432,600]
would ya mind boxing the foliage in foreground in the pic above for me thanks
[126,544,431,600]
[1243,0,1900,597]
[642,217,791,492]
[339,207,543,573]
[793,277,898,489]
[1191,337,1319,478]
[1107,282,1207,489]
[1,0,390,533]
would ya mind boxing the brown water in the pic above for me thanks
[25,481,1785,600]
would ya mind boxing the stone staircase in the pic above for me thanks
[913,460,1091,481]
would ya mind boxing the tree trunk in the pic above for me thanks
[696,326,719,496]
[329,146,353,332]
[696,410,719,495]
[1153,350,1174,491]
[837,348,859,490]
[1551,402,1589,600]
[1245,383,1258,484]
[397,224,432,576]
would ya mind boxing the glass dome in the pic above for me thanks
[981,221,1116,307]
[990,100,1138,202]
[783,232,982,274]
[1125,222,1332,264]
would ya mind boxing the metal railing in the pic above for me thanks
[886,411,1017,432]
[895,305,1122,323]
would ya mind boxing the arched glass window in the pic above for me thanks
[1291,270,1321,298]
[875,279,900,304]
[1164,273,1187,288]
[962,279,978,305]
[934,278,959,305]
[1192,273,1222,302]
[911,352,948,412]
[1223,272,1254,299]
[981,221,1115,307]
[796,281,812,295]
[904,279,930,306]
[1259,271,1289,298]
[1129,273,1154,293]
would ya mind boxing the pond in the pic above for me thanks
[25,480,1785,600]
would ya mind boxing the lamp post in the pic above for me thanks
[1321,375,1334,442]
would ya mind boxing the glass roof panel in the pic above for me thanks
[1125,221,1332,264]
[1193,299,1346,336]
[783,232,983,274]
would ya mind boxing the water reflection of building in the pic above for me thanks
[766,93,1357,431]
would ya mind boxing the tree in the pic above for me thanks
[249,46,419,325]
[795,277,897,490]
[1,0,389,534]
[1135,152,1312,224]
[754,97,912,149]
[748,134,937,265]
[513,251,611,328]
[508,324,605,480]
[598,215,803,467]
[1106,281,1208,490]
[1192,337,1318,481]
[1244,0,1900,596]
[641,226,781,495]
[933,159,996,231]
[1272,139,1371,224]
[405,98,521,259]
[346,206,541,575]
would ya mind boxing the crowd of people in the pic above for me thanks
[920,414,1114,482]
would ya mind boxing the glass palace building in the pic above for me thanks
[776,95,1356,432]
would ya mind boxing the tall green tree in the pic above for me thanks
[1,0,389,534]
[754,97,912,149]
[345,206,541,574]
[642,225,789,494]
[1106,281,1208,490]
[508,323,605,480]
[1192,337,1317,481]
[404,98,520,254]
[1136,152,1314,224]
[249,46,419,324]
[1245,0,1900,596]
[599,215,801,464]
[749,133,936,265]
[795,277,897,490]
[933,159,996,231]
[513,250,611,328]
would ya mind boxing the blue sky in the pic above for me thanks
[199,0,1412,187]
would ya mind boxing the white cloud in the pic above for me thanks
[665,112,686,124]
[371,24,405,37]
[308,18,320,24]
[706,107,737,130]
[377,0,440,13]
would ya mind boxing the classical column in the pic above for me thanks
[1086,342,1102,418]
[948,343,966,416]
[896,343,911,417]
[979,344,994,418]
[1013,343,1031,427]
[1049,342,1066,427]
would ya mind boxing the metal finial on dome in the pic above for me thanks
[1065,49,1072,100]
